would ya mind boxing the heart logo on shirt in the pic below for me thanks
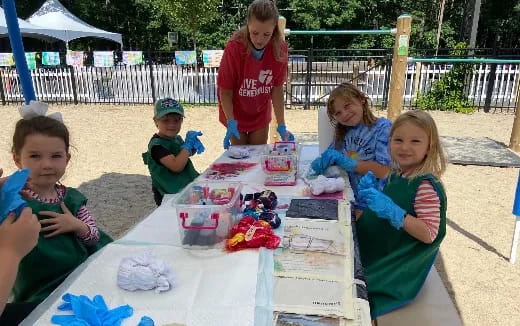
[258,70,273,84]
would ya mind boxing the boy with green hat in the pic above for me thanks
[142,98,205,205]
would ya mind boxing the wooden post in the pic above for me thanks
[387,14,412,121]
[269,16,286,144]
[352,64,359,87]
[509,77,520,152]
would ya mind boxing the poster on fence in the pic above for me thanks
[175,51,196,65]
[94,51,114,67]
[123,51,143,65]
[202,50,224,67]
[66,51,84,67]
[42,52,60,66]
[25,52,36,70]
[0,53,14,66]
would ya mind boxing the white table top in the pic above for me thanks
[22,144,362,326]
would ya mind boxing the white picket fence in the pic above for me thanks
[0,61,518,109]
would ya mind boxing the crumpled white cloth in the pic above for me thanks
[309,175,345,196]
[117,251,176,293]
[227,146,250,159]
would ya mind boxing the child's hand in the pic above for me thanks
[39,202,87,238]
[0,207,40,261]
[182,130,204,154]
[321,149,357,172]
[359,188,406,229]
[358,171,377,192]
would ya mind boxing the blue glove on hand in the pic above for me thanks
[276,124,295,141]
[359,188,407,229]
[181,131,203,153]
[192,137,205,155]
[0,169,29,224]
[358,171,377,192]
[223,120,240,149]
[321,149,357,172]
[310,156,327,174]
[310,149,341,174]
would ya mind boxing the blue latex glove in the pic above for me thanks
[321,149,357,172]
[192,137,205,155]
[181,130,203,153]
[276,124,295,141]
[223,119,240,149]
[138,316,155,326]
[52,293,133,326]
[0,168,29,224]
[310,156,327,174]
[359,188,407,229]
[358,171,377,192]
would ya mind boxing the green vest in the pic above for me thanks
[142,135,199,195]
[357,172,447,318]
[12,188,112,303]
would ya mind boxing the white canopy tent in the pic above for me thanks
[0,6,66,42]
[27,0,123,49]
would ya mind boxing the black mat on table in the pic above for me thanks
[286,199,338,220]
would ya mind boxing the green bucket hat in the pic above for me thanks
[154,98,184,119]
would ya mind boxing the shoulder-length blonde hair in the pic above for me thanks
[326,82,377,149]
[390,110,447,179]
[231,0,285,62]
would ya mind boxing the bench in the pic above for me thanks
[377,266,463,326]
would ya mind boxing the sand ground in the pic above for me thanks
[1,104,519,325]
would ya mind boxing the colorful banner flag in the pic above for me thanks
[0,53,14,66]
[93,51,114,67]
[175,51,196,65]
[122,51,143,65]
[25,52,36,70]
[42,52,60,66]
[66,51,84,67]
[202,50,224,68]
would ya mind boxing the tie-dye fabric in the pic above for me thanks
[332,117,392,209]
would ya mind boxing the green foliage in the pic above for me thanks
[8,0,520,50]
[415,43,476,113]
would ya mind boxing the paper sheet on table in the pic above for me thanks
[273,218,355,319]
[282,218,348,255]
[274,298,371,326]
[30,243,259,326]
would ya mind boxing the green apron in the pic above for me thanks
[142,135,199,195]
[12,188,112,303]
[357,172,447,318]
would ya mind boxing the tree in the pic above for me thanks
[153,0,220,54]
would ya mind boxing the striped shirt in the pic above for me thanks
[22,184,100,246]
[412,180,441,242]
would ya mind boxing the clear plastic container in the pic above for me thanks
[173,181,242,249]
[261,141,298,186]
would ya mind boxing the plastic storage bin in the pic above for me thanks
[261,141,298,186]
[173,181,243,249]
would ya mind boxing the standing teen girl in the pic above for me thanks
[218,0,294,149]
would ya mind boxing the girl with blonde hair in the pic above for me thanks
[356,110,448,320]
